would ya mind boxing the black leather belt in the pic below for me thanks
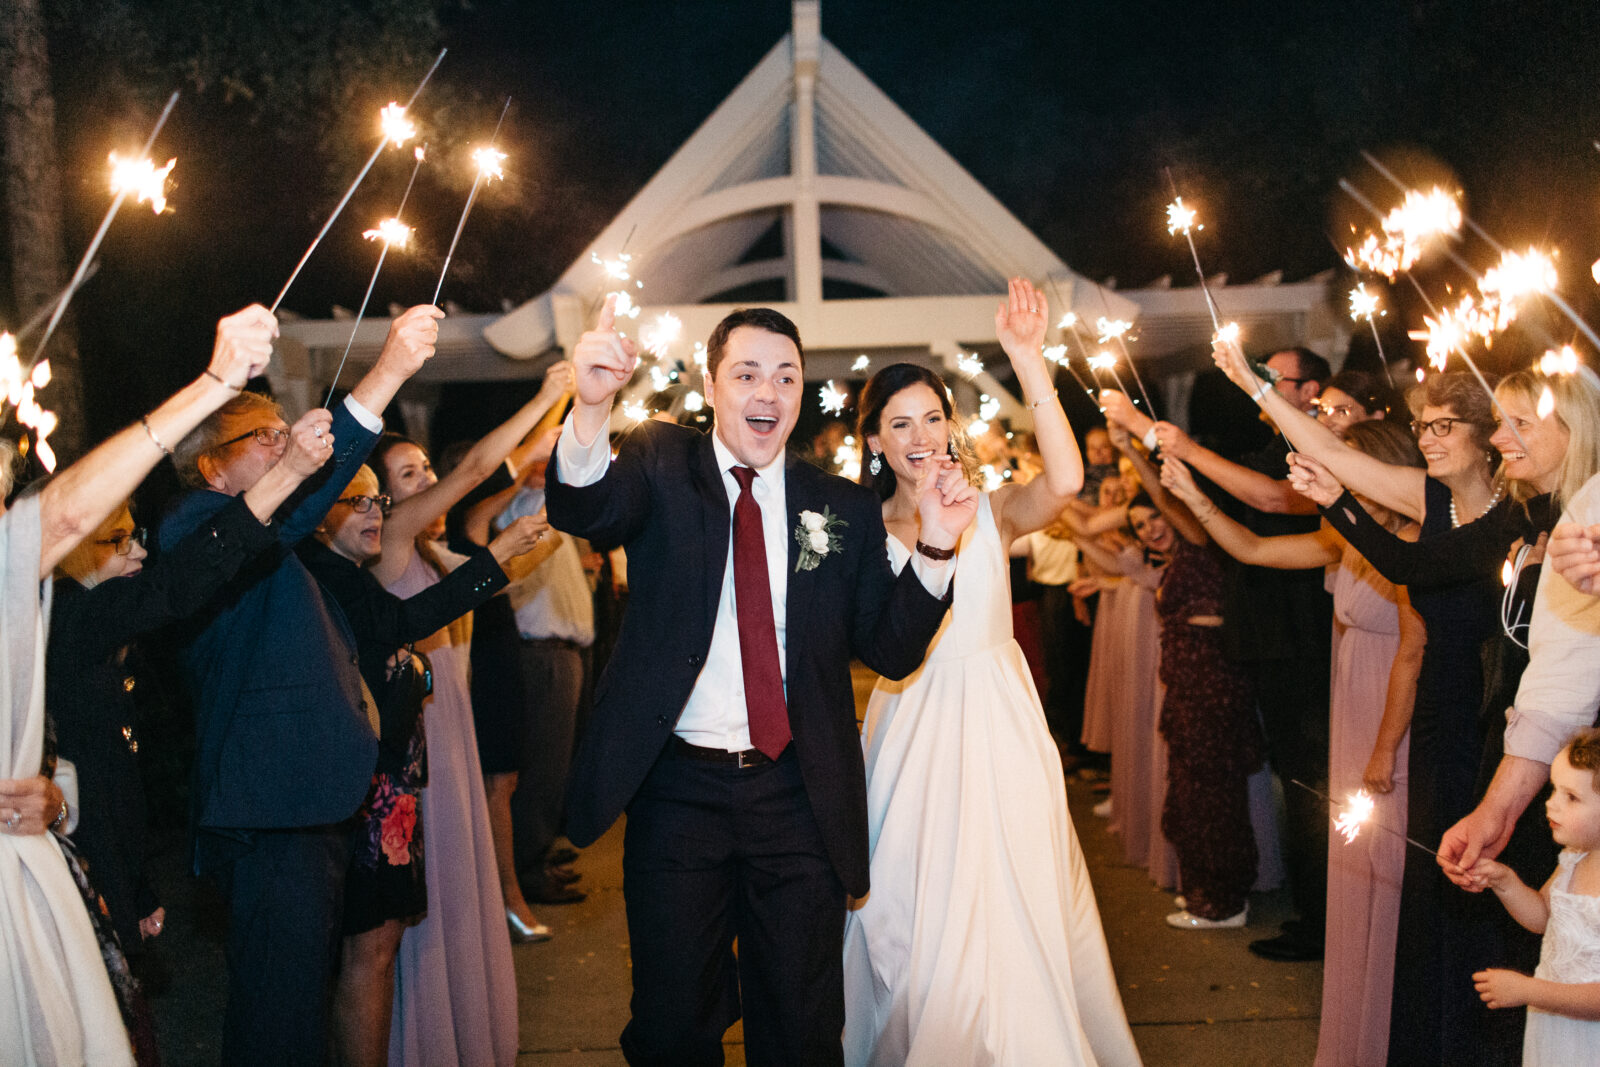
[670,736,775,768]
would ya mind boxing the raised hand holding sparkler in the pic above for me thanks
[568,294,641,444]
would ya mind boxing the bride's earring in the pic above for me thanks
[947,437,959,461]
[869,452,883,476]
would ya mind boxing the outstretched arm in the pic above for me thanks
[1212,335,1427,519]
[1149,417,1318,516]
[991,279,1084,544]
[1160,455,1340,569]
[1108,420,1206,546]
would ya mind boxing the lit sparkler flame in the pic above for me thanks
[471,146,507,182]
[641,312,682,358]
[611,290,641,320]
[1165,198,1198,235]
[1502,557,1516,586]
[683,390,704,413]
[1538,386,1557,420]
[818,380,849,415]
[414,146,426,162]
[362,217,413,248]
[1345,186,1463,280]
[957,353,984,378]
[109,153,176,214]
[852,354,871,373]
[1087,352,1117,372]
[379,103,417,148]
[1348,283,1381,322]
[1541,345,1581,376]
[1408,294,1495,372]
[978,394,1002,422]
[1057,311,1078,331]
[1096,317,1132,343]
[1042,344,1068,366]
[2,333,59,470]
[1479,248,1558,332]
[1215,322,1241,344]
[592,251,633,281]
[1333,789,1376,844]
[648,365,672,392]
[622,400,650,422]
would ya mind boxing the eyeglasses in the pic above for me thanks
[337,493,391,514]
[215,426,289,450]
[96,528,148,556]
[1412,417,1464,439]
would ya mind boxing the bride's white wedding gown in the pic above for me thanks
[842,494,1142,1066]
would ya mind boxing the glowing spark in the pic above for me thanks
[1502,557,1516,587]
[1537,386,1557,420]
[361,217,413,248]
[1087,352,1117,373]
[1215,322,1241,344]
[109,153,176,214]
[592,251,633,281]
[957,353,984,378]
[1407,294,1495,372]
[1057,311,1079,331]
[641,312,682,358]
[852,354,871,373]
[472,146,507,182]
[1345,186,1463,280]
[1333,789,1376,844]
[414,146,426,162]
[2,334,58,471]
[691,341,708,368]
[380,103,417,148]
[648,365,671,392]
[1349,283,1381,322]
[1165,198,1198,235]
[818,380,849,415]
[978,394,1002,422]
[30,359,50,390]
[1592,259,1600,286]
[611,290,641,320]
[1479,248,1559,331]
[1096,317,1132,342]
[1042,344,1069,366]
[683,390,704,413]
[622,400,650,422]
[1416,368,1426,383]
[1541,346,1581,376]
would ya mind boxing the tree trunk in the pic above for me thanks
[1,0,86,463]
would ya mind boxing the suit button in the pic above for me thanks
[688,654,701,667]
[656,715,668,726]
[350,654,359,665]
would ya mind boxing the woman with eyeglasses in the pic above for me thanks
[297,463,545,1067]
[1215,335,1600,1065]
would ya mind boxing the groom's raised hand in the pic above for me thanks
[916,457,979,551]
[570,294,640,445]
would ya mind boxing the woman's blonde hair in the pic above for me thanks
[1496,369,1600,511]
[55,503,133,588]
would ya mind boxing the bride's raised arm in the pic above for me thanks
[990,277,1084,545]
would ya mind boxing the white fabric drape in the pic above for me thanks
[0,494,132,1066]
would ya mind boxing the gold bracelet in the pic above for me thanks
[141,415,172,457]
[1028,393,1060,410]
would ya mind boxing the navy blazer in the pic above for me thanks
[160,401,380,832]
[545,420,950,897]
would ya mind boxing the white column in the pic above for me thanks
[790,1,822,332]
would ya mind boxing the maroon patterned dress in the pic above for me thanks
[1156,538,1262,920]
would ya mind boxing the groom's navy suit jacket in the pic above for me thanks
[546,420,949,897]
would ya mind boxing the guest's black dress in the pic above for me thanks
[47,496,279,954]
[297,539,508,933]
[1321,479,1558,1066]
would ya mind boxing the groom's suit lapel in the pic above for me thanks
[784,456,818,670]
[691,432,731,637]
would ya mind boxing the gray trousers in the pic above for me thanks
[511,636,587,881]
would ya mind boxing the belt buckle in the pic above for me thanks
[735,749,756,769]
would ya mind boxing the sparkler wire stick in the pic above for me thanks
[325,146,428,407]
[432,96,512,306]
[1091,281,1158,416]
[1041,278,1101,406]
[1288,779,1439,858]
[14,263,100,344]
[1367,318,1394,388]
[271,48,446,314]
[1164,168,1223,333]
[31,90,180,366]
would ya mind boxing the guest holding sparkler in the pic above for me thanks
[1159,420,1426,1065]
[1467,728,1600,1065]
[365,360,571,1067]
[161,304,440,1065]
[1104,418,1262,930]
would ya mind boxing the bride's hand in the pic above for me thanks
[916,457,978,551]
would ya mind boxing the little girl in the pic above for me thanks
[1469,728,1600,1064]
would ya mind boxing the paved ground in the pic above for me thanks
[147,662,1322,1064]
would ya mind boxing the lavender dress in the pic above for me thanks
[1314,547,1410,1067]
[386,547,519,1067]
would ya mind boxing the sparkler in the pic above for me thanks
[433,97,513,306]
[32,89,180,366]
[852,354,871,373]
[1288,780,1438,858]
[1047,306,1105,407]
[683,390,705,413]
[1092,302,1158,415]
[325,143,428,406]
[818,380,849,415]
[272,47,446,313]
[640,312,682,359]
[109,154,176,214]
[621,400,650,423]
[1,333,60,470]
[956,352,984,378]
[1348,282,1395,387]
[1406,293,1527,449]
[1088,350,1135,400]
[1163,171,1223,333]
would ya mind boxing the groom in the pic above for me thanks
[546,298,975,1065]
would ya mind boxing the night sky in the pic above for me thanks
[16,0,1600,445]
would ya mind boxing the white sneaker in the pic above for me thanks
[1092,797,1113,818]
[1165,905,1248,930]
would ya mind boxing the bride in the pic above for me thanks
[842,278,1142,1065]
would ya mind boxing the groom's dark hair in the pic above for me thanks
[705,308,804,379]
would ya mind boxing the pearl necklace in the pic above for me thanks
[1450,482,1505,528]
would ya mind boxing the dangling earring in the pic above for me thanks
[869,452,883,476]
[947,437,959,461]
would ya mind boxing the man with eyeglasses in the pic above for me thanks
[1105,345,1338,965]
[158,304,441,1066]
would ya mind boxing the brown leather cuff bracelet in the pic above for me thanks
[914,540,956,561]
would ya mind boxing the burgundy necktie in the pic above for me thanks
[730,466,791,759]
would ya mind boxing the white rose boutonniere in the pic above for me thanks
[794,507,847,572]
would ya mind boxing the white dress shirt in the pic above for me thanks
[555,415,952,752]
[1506,472,1600,763]
[497,487,596,646]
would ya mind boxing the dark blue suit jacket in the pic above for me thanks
[160,401,379,832]
[546,420,950,897]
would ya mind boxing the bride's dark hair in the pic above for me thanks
[856,362,978,501]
